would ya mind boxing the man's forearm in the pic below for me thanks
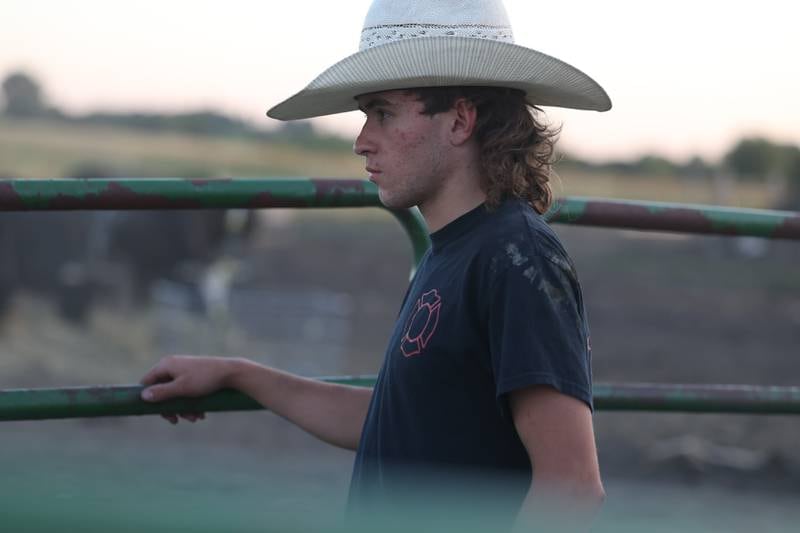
[225,358,372,451]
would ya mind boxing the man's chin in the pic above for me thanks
[378,190,417,210]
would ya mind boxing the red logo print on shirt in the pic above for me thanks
[400,289,442,357]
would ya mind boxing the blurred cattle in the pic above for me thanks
[0,167,256,323]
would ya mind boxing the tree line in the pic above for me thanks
[0,70,349,151]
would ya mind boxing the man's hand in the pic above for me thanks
[138,355,371,448]
[139,355,242,424]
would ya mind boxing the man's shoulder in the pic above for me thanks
[473,199,566,257]
[463,199,579,291]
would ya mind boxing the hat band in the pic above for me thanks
[359,23,514,51]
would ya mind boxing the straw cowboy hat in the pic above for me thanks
[267,0,611,120]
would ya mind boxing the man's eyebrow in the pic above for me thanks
[358,97,394,113]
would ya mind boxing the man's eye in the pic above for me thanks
[377,109,390,120]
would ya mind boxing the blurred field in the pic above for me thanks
[0,117,364,179]
[0,117,775,208]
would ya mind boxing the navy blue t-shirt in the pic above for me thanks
[348,198,593,509]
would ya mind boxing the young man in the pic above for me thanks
[140,0,610,527]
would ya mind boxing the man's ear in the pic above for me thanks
[449,97,478,146]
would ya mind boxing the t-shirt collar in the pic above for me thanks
[429,202,489,251]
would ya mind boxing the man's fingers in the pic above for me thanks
[162,414,178,425]
[141,380,183,402]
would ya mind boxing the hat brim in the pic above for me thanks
[267,36,611,120]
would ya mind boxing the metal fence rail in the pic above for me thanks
[2,178,800,240]
[0,177,798,420]
[2,379,800,421]
[550,196,800,240]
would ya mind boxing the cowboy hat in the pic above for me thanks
[267,0,611,120]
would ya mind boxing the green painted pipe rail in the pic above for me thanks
[2,378,800,421]
[549,196,800,240]
[1,178,799,240]
[1,178,799,420]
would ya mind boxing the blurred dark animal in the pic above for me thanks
[0,167,256,323]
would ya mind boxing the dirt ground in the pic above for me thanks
[1,208,799,528]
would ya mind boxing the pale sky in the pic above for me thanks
[2,0,799,162]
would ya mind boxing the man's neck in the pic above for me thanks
[419,175,487,233]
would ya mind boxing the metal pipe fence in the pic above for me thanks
[0,177,798,419]
[2,379,800,422]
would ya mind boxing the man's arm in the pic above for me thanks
[509,385,605,530]
[140,355,372,451]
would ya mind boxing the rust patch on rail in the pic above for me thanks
[772,213,800,240]
[0,182,26,210]
[581,202,737,236]
[247,191,308,208]
[49,182,205,210]
[189,178,233,187]
[312,179,366,205]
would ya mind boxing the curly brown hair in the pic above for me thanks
[409,86,560,214]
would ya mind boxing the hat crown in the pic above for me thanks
[267,0,612,120]
[360,0,514,51]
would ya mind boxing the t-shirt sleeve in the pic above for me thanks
[486,237,593,414]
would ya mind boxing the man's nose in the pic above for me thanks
[353,123,375,156]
